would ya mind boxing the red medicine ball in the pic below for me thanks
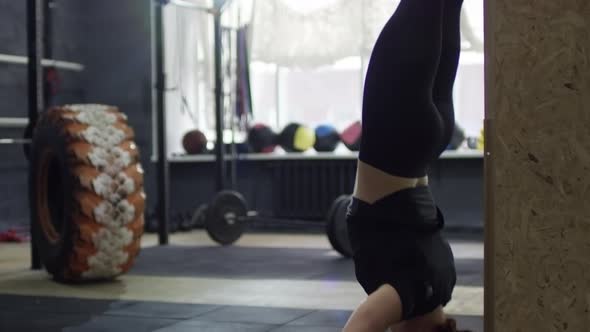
[182,129,208,154]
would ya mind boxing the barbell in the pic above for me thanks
[199,190,353,258]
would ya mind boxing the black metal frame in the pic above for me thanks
[27,0,45,270]
[213,3,226,192]
[152,1,170,245]
[42,0,53,106]
[153,0,230,244]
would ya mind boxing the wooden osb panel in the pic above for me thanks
[486,0,590,331]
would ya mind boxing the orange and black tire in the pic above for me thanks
[29,104,145,282]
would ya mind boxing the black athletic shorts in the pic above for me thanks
[346,187,457,321]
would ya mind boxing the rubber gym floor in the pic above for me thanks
[0,231,484,331]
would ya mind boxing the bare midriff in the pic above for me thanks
[353,160,428,204]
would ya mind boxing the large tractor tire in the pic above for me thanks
[29,104,145,282]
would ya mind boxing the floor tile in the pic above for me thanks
[452,315,484,332]
[0,272,482,315]
[155,320,276,332]
[129,245,482,286]
[61,315,180,332]
[0,311,93,332]
[0,310,177,332]
[0,294,132,314]
[286,310,350,327]
[105,301,220,319]
[268,326,343,332]
[196,306,313,325]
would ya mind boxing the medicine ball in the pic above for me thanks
[182,129,208,154]
[278,123,316,153]
[477,128,485,150]
[314,125,340,152]
[247,123,277,153]
[448,124,466,150]
[467,129,485,150]
[341,121,362,151]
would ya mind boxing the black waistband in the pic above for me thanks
[347,186,444,233]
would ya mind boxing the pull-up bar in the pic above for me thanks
[162,0,234,14]
[166,0,218,14]
[0,53,84,72]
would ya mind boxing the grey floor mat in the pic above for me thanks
[130,245,483,286]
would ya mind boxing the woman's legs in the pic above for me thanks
[354,0,445,204]
[357,0,445,181]
[346,0,464,330]
[433,0,464,156]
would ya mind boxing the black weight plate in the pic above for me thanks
[326,195,347,253]
[326,195,353,258]
[205,191,247,246]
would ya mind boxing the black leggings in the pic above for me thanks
[359,0,463,178]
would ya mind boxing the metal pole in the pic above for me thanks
[0,118,29,128]
[0,55,83,71]
[27,0,44,131]
[213,4,226,191]
[26,0,44,270]
[274,65,280,129]
[43,0,53,106]
[229,28,238,190]
[153,0,170,245]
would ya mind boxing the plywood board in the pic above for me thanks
[485,0,590,331]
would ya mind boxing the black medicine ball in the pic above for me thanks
[448,124,466,150]
[278,123,316,153]
[247,124,277,153]
[314,125,340,152]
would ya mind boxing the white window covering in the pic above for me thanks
[251,0,483,68]
[163,0,484,156]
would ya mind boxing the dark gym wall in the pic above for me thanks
[0,0,154,229]
[81,0,156,215]
[0,0,29,227]
[0,0,87,228]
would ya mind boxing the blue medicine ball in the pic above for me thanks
[314,125,340,152]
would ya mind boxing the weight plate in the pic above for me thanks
[326,195,353,258]
[326,195,346,253]
[205,191,247,246]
